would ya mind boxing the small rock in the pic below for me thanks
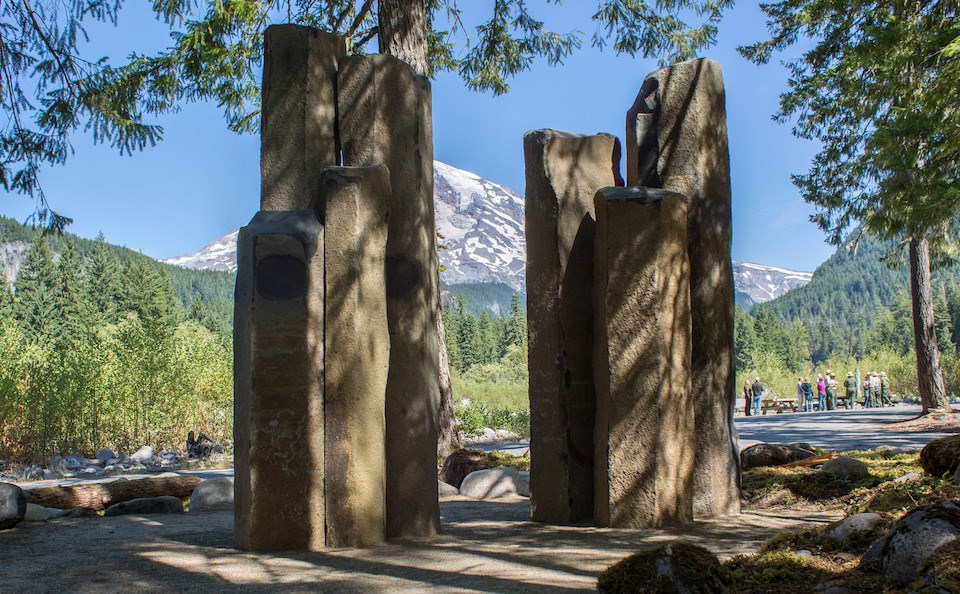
[438,481,459,497]
[104,496,184,517]
[64,456,83,470]
[895,473,922,483]
[480,427,496,440]
[597,542,732,594]
[42,469,62,480]
[84,458,103,467]
[795,549,813,558]
[0,483,26,530]
[740,443,817,470]
[881,500,960,586]
[518,470,530,497]
[822,457,870,481]
[79,467,101,475]
[130,446,153,464]
[826,513,883,544]
[189,477,234,513]
[24,503,54,522]
[459,467,523,499]
[117,454,131,465]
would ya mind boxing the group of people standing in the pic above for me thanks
[743,369,893,415]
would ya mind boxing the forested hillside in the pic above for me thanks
[739,232,960,401]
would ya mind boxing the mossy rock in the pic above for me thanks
[597,542,732,593]
[920,540,960,592]
[920,435,960,477]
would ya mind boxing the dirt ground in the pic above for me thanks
[0,497,840,593]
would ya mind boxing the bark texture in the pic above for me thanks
[25,476,200,511]
[437,299,461,460]
[909,235,950,413]
[378,0,428,76]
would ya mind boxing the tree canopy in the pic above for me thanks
[2,0,732,228]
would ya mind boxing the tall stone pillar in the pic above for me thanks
[593,187,694,529]
[626,58,740,517]
[523,130,622,524]
[319,165,391,547]
[337,54,441,537]
[260,25,345,211]
[234,210,325,551]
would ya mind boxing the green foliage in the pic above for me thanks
[0,231,233,461]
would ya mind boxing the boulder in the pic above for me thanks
[459,468,524,500]
[0,483,26,530]
[518,471,530,497]
[438,481,459,497]
[130,446,154,464]
[597,542,732,593]
[881,500,960,586]
[740,443,816,470]
[895,473,922,483]
[822,457,870,481]
[439,449,501,489]
[104,495,184,517]
[24,503,58,522]
[826,513,883,544]
[60,507,98,519]
[188,477,234,513]
[921,435,960,477]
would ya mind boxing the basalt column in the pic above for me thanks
[593,187,694,529]
[260,24,345,211]
[626,58,740,517]
[319,165,391,547]
[234,210,325,551]
[337,54,441,537]
[523,130,622,524]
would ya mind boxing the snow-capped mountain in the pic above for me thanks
[733,262,813,308]
[162,161,812,303]
[163,161,527,290]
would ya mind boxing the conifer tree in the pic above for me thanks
[86,233,124,324]
[13,235,58,340]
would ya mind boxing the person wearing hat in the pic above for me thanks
[796,376,805,412]
[844,371,857,409]
[870,372,882,408]
[862,373,874,407]
[751,376,764,416]
[743,381,753,416]
[826,371,838,410]
[880,372,891,406]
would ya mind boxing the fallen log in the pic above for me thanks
[781,453,835,468]
[24,475,201,511]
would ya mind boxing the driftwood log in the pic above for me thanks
[25,475,201,511]
[781,453,835,468]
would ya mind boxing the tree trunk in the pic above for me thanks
[909,234,951,413]
[377,0,428,75]
[437,298,461,459]
[25,475,201,511]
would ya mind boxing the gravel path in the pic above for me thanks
[0,498,839,593]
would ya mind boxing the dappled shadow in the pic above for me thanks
[0,501,841,593]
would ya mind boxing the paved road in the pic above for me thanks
[736,403,958,451]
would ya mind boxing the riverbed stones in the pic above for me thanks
[524,129,622,525]
[626,58,739,518]
[338,54,440,538]
[260,24,345,211]
[319,165,390,547]
[593,187,694,528]
[234,210,325,551]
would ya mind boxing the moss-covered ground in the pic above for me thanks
[723,448,960,593]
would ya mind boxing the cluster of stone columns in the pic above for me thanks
[234,25,440,551]
[525,58,740,529]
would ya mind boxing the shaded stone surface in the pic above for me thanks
[920,434,960,477]
[524,129,622,525]
[593,187,693,528]
[597,542,732,594]
[626,58,739,517]
[319,165,391,547]
[740,443,816,470]
[260,25,345,211]
[338,54,440,538]
[0,483,26,530]
[234,210,325,551]
[103,496,184,516]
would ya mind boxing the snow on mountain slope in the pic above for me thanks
[161,161,812,303]
[733,261,813,306]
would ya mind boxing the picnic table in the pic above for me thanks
[761,397,799,414]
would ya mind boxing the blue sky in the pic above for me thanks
[1,1,835,273]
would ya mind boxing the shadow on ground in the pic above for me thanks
[0,497,839,593]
